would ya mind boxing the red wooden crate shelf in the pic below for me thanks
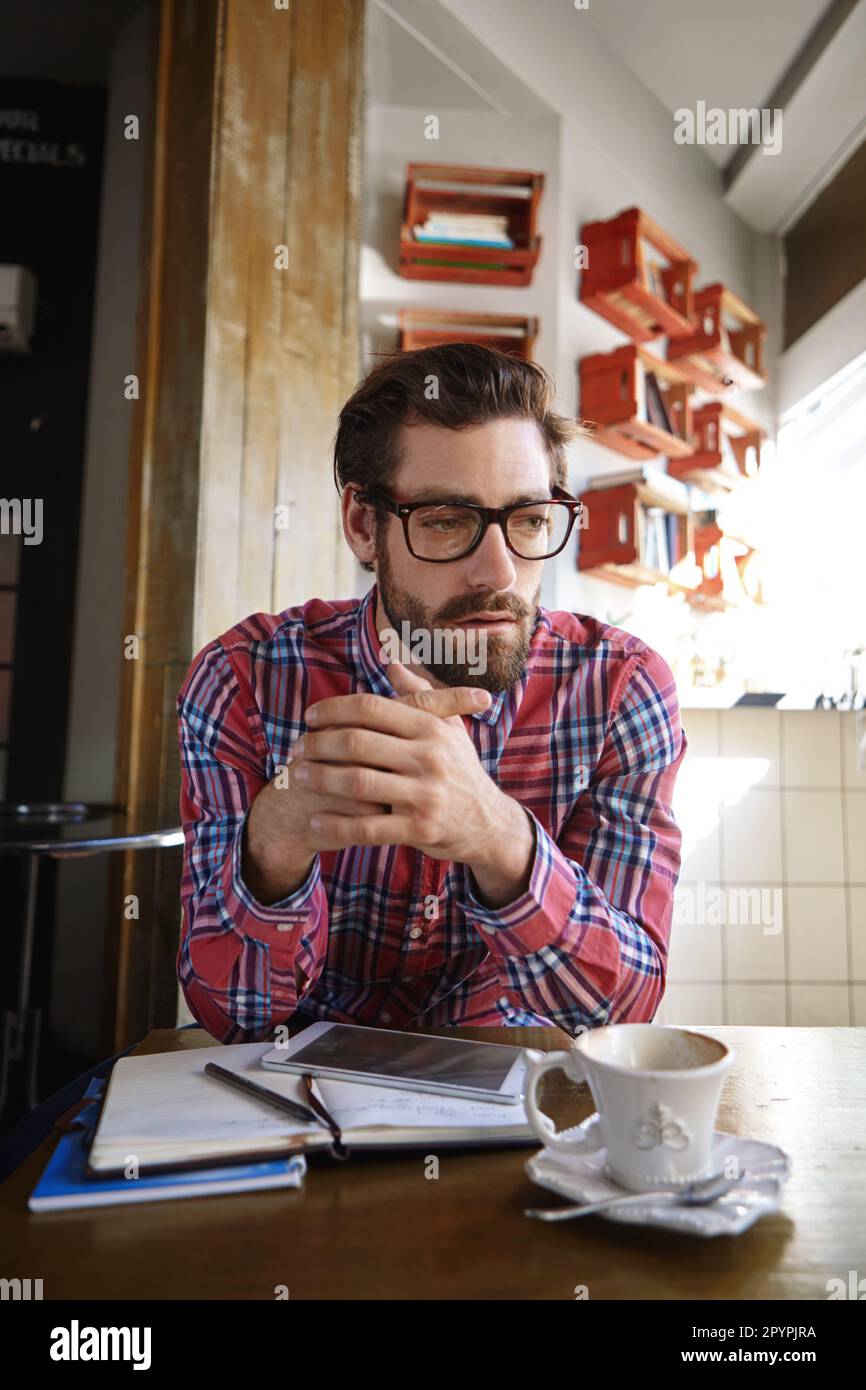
[579,344,694,461]
[694,518,765,606]
[666,284,767,393]
[577,478,738,610]
[578,478,701,595]
[397,310,538,359]
[668,402,765,491]
[580,207,697,342]
[399,164,544,287]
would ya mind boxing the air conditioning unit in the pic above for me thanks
[0,264,37,352]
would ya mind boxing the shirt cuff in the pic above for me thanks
[457,807,579,956]
[218,813,322,945]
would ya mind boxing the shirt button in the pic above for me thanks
[409,927,422,940]
[381,1011,392,1024]
[276,922,292,933]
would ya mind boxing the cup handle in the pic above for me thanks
[523,1048,605,1156]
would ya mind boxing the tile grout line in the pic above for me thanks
[840,713,855,1026]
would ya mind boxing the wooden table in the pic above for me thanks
[2,1025,864,1300]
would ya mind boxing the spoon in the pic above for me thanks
[525,1169,748,1222]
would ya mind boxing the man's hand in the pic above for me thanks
[294,662,536,908]
[242,672,492,904]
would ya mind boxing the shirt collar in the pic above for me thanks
[355,584,545,727]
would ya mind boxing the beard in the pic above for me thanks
[375,539,540,694]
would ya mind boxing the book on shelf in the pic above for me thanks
[637,238,669,301]
[666,511,683,567]
[413,211,514,248]
[641,504,656,570]
[643,506,670,573]
[424,212,510,229]
[633,505,691,577]
[666,394,688,441]
[644,371,674,435]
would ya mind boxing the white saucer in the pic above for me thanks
[525,1122,791,1237]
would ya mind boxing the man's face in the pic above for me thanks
[372,418,552,693]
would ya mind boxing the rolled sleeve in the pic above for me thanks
[458,809,580,956]
[219,812,323,942]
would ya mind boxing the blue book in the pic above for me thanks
[28,1080,307,1211]
[413,231,515,248]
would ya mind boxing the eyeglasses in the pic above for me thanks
[356,485,584,563]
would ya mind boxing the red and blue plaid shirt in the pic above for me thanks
[177,584,686,1042]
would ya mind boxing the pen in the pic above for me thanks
[301,1073,348,1159]
[203,1061,325,1128]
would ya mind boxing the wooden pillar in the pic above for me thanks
[110,0,364,1048]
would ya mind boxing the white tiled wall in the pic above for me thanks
[656,709,866,1027]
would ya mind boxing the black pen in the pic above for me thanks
[203,1061,325,1129]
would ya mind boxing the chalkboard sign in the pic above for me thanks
[0,79,106,805]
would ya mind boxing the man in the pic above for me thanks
[177,344,686,1042]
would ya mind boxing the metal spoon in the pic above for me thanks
[525,1169,748,1222]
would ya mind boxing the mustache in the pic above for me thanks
[436,594,532,623]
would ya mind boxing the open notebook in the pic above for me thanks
[86,1042,536,1176]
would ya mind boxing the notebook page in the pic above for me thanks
[94,1043,319,1146]
[316,1075,528,1131]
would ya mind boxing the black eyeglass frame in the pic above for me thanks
[355,484,584,563]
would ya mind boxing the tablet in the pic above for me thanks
[261,1021,527,1105]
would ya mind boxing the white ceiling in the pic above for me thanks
[366,0,554,115]
[584,0,838,169]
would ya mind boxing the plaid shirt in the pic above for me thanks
[177,584,686,1042]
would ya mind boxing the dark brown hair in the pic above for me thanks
[333,342,579,499]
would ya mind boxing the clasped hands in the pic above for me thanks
[298,660,523,863]
[248,660,536,909]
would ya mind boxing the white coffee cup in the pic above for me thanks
[524,1024,733,1193]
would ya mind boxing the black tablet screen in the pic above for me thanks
[289,1025,521,1092]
